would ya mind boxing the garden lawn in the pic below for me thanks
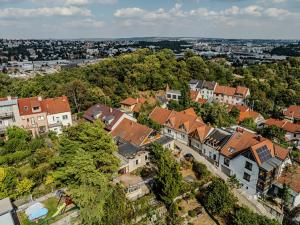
[18,197,58,225]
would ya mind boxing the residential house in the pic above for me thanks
[219,129,290,196]
[190,90,202,102]
[283,105,300,123]
[265,118,300,149]
[0,198,16,225]
[200,128,233,166]
[239,110,265,127]
[154,135,175,150]
[120,97,146,114]
[166,90,181,101]
[111,118,160,147]
[0,97,21,135]
[42,96,72,134]
[273,165,300,208]
[115,138,149,174]
[190,125,214,153]
[214,85,250,105]
[18,97,48,137]
[149,107,205,145]
[83,104,135,132]
[189,80,217,100]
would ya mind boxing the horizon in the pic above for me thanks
[0,0,300,40]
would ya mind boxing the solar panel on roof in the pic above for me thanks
[256,145,272,163]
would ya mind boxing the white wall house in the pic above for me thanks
[47,112,72,134]
[189,80,217,101]
[166,90,181,101]
[0,97,21,135]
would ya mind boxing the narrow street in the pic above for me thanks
[174,140,275,219]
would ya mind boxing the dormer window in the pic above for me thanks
[24,106,28,111]
[229,147,236,153]
[33,106,40,111]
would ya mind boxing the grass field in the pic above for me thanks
[18,197,61,225]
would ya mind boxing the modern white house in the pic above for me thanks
[218,129,290,196]
[43,96,72,134]
[166,90,182,101]
[189,80,217,101]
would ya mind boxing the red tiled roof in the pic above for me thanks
[227,104,249,113]
[41,96,71,115]
[236,86,249,97]
[265,118,300,134]
[277,166,300,193]
[215,85,236,96]
[215,85,249,97]
[192,125,214,143]
[197,98,208,104]
[18,97,45,116]
[239,111,261,122]
[120,97,146,106]
[274,144,289,161]
[250,139,275,165]
[111,118,153,146]
[190,90,200,101]
[149,107,204,134]
[284,105,300,120]
[220,130,260,158]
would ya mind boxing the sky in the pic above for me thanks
[0,0,299,39]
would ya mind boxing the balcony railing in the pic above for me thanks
[0,112,14,119]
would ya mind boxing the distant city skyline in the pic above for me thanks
[0,0,300,39]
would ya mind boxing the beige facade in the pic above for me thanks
[19,112,48,137]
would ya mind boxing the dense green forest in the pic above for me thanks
[1,49,299,118]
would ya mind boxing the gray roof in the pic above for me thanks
[0,198,13,216]
[166,90,181,95]
[196,80,216,90]
[260,157,282,172]
[204,128,232,149]
[0,212,15,225]
[116,138,141,158]
[155,136,174,146]
[189,79,199,85]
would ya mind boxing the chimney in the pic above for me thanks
[110,108,113,113]
[236,127,244,133]
[256,135,262,141]
[38,96,42,101]
[7,96,11,100]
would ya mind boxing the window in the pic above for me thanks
[136,160,139,165]
[224,158,230,166]
[181,134,186,139]
[62,115,68,120]
[30,117,35,125]
[167,94,171,98]
[168,129,172,134]
[243,172,251,182]
[33,106,40,111]
[145,155,148,160]
[245,161,253,171]
[24,106,28,111]
[172,95,177,99]
[37,116,44,121]
[0,120,2,125]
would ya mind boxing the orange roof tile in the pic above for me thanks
[236,86,249,97]
[250,139,275,165]
[120,97,145,106]
[111,118,153,146]
[274,144,289,161]
[277,166,300,193]
[265,118,300,134]
[149,107,204,134]
[190,90,200,101]
[284,105,300,120]
[215,85,236,96]
[227,104,249,113]
[41,96,71,115]
[18,97,45,116]
[192,125,214,143]
[239,111,261,122]
[220,130,260,158]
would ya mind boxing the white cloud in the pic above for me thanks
[241,5,263,16]
[114,7,145,18]
[64,18,105,28]
[265,7,290,17]
[0,6,91,18]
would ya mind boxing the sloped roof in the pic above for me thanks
[284,105,300,120]
[215,85,236,96]
[190,90,200,101]
[192,125,214,143]
[277,166,300,193]
[41,96,71,115]
[120,97,146,106]
[149,107,204,134]
[274,144,289,161]
[204,128,232,151]
[196,80,216,90]
[83,104,124,131]
[239,111,261,122]
[111,118,153,146]
[18,97,45,116]
[227,104,249,113]
[236,86,249,97]
[250,139,275,166]
[265,118,300,133]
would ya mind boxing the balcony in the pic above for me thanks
[0,112,14,119]
[48,122,63,129]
